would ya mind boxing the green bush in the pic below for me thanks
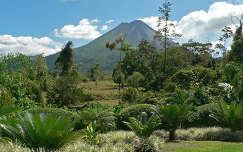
[187,87,213,106]
[25,80,44,104]
[121,87,139,104]
[212,101,243,131]
[0,73,41,109]
[171,67,217,89]
[139,91,162,105]
[123,112,161,139]
[118,104,154,130]
[156,104,193,141]
[164,82,176,92]
[127,72,145,88]
[185,103,219,128]
[0,111,77,151]
[46,76,94,107]
[76,103,116,133]
[0,86,12,108]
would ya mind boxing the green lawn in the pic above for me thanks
[163,141,243,152]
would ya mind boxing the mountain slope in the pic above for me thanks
[46,20,161,72]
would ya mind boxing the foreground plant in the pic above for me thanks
[211,101,243,132]
[0,112,77,152]
[124,112,161,152]
[154,104,193,141]
[82,122,100,145]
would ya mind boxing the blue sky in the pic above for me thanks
[0,0,242,56]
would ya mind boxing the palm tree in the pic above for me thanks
[211,101,243,132]
[154,104,192,141]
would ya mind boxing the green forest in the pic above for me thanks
[0,1,243,152]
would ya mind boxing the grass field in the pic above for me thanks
[2,132,243,152]
[163,141,243,152]
[81,80,121,106]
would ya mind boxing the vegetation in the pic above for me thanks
[0,111,77,151]
[0,0,242,151]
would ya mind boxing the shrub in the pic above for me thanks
[121,87,139,104]
[211,101,243,131]
[155,104,193,141]
[171,67,217,89]
[46,76,94,107]
[127,72,145,89]
[139,91,162,105]
[185,103,219,128]
[25,80,44,104]
[76,103,116,133]
[82,122,100,145]
[176,127,243,142]
[188,87,212,106]
[164,82,176,92]
[118,104,154,130]
[0,73,42,109]
[0,86,12,108]
[0,111,77,151]
[123,112,161,139]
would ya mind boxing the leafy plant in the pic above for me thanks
[123,112,160,139]
[118,104,154,130]
[211,101,243,132]
[121,87,139,104]
[47,75,94,107]
[123,112,160,152]
[82,122,100,145]
[0,86,12,108]
[76,103,116,133]
[154,104,193,141]
[0,112,77,151]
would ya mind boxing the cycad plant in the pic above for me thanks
[155,104,192,141]
[123,112,160,139]
[0,111,77,152]
[123,112,161,152]
[211,101,243,132]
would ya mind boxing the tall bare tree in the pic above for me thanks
[154,0,182,72]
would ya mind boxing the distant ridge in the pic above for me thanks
[45,20,166,72]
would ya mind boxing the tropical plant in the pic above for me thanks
[123,112,160,139]
[0,86,12,108]
[154,104,193,141]
[118,104,154,130]
[82,122,100,145]
[211,101,243,132]
[0,112,77,152]
[127,72,145,89]
[121,87,139,104]
[46,75,93,107]
[76,103,116,133]
[123,112,160,152]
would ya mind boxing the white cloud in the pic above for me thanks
[54,19,102,40]
[139,2,243,43]
[101,25,109,31]
[138,16,182,36]
[0,35,62,56]
[178,2,243,42]
[138,16,159,30]
[105,20,114,24]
